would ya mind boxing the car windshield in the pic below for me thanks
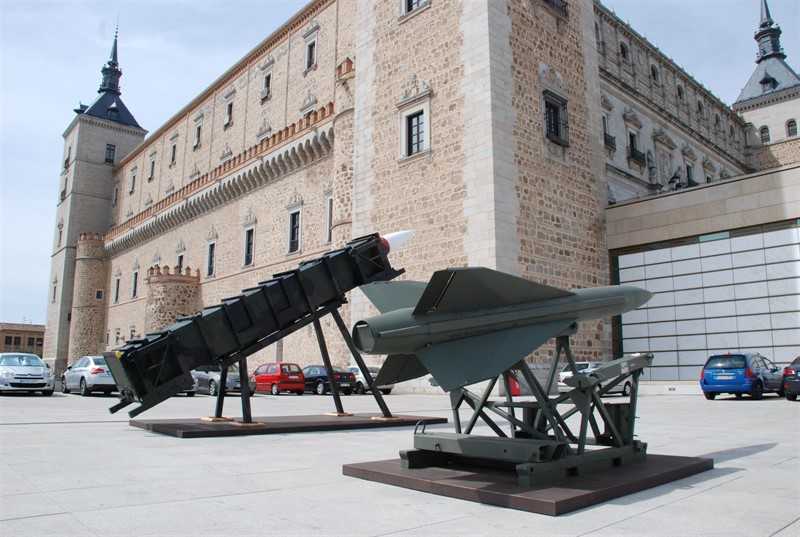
[0,355,44,367]
[562,363,590,373]
[92,357,107,366]
[705,355,746,369]
[334,368,349,373]
[792,357,800,367]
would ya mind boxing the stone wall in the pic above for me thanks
[66,233,108,369]
[749,138,800,171]
[144,266,202,333]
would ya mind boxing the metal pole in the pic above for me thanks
[464,376,498,434]
[238,356,252,423]
[313,315,345,415]
[501,372,516,438]
[214,365,228,418]
[330,309,392,418]
[449,390,463,434]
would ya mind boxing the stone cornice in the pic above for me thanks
[733,84,800,112]
[104,110,335,255]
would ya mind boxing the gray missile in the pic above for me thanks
[353,267,651,392]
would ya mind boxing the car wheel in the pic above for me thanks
[787,393,797,401]
[315,381,326,395]
[750,381,763,400]
[80,378,91,397]
[776,389,784,398]
[61,377,70,394]
[343,389,352,396]
[622,382,632,397]
[295,390,304,396]
[271,384,280,396]
[704,392,716,400]
[380,388,392,395]
[735,393,743,399]
[42,389,54,396]
[186,391,195,397]
[208,380,217,396]
[354,382,365,395]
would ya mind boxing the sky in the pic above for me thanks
[0,0,798,325]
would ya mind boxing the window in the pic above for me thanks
[3,336,11,345]
[148,160,156,181]
[131,271,138,299]
[406,111,425,156]
[677,86,684,101]
[602,115,615,149]
[324,194,334,243]
[629,131,638,151]
[105,144,116,164]
[685,164,694,183]
[650,65,659,83]
[106,332,109,345]
[261,73,272,100]
[95,289,103,300]
[36,338,42,345]
[787,119,797,138]
[114,278,120,303]
[170,143,177,165]
[243,228,255,266]
[224,102,234,128]
[543,91,569,146]
[13,336,20,346]
[305,40,317,71]
[177,254,184,274]
[760,126,770,144]
[288,210,301,253]
[627,131,645,166]
[27,337,34,347]
[696,101,704,117]
[207,242,216,277]
[404,0,427,14]
[112,187,118,207]
[57,228,63,247]
[64,146,71,170]
[129,172,136,194]
[194,124,202,149]
[706,174,712,183]
[619,42,629,61]
[108,108,119,121]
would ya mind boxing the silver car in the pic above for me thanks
[191,364,253,396]
[62,356,116,396]
[347,365,394,395]
[0,353,55,395]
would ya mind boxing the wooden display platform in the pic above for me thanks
[343,454,713,516]
[129,414,447,438]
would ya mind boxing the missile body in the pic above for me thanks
[353,268,651,391]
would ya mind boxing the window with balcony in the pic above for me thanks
[543,90,569,147]
[627,131,645,167]
[602,115,615,150]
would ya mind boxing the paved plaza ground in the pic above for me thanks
[0,387,798,536]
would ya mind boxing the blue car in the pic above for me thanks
[700,353,784,400]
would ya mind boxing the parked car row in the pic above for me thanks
[700,353,799,401]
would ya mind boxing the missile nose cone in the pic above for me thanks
[382,230,414,252]
[623,286,652,311]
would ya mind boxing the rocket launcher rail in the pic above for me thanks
[105,233,403,417]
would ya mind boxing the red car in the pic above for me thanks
[252,362,305,395]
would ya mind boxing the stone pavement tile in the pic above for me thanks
[0,491,70,521]
[0,512,98,537]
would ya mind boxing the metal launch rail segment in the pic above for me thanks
[105,233,403,419]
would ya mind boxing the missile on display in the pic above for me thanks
[353,267,651,392]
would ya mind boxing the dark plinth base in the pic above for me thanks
[129,414,447,438]
[342,454,713,516]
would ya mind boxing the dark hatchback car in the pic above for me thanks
[302,365,355,395]
[783,356,800,401]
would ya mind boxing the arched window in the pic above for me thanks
[619,42,629,61]
[760,126,771,144]
[650,65,659,82]
[788,119,798,138]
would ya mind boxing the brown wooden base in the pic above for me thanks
[129,414,447,438]
[342,454,713,516]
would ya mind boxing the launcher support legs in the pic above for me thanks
[213,365,228,419]
[238,356,253,424]
[313,315,346,415]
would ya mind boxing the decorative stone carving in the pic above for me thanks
[287,190,303,209]
[132,259,140,271]
[169,131,179,142]
[702,156,716,173]
[300,92,317,114]
[303,19,320,38]
[175,239,186,254]
[681,144,697,161]
[538,63,565,93]
[113,267,122,278]
[152,251,161,264]
[126,209,134,218]
[165,181,175,194]
[399,74,431,105]
[220,144,233,162]
[258,55,275,71]
[652,128,676,150]
[144,193,153,207]
[601,94,614,111]
[206,226,218,242]
[189,164,200,180]
[242,207,257,227]
[223,86,236,100]
[623,108,642,129]
[256,119,272,140]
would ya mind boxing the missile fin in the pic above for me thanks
[417,319,576,392]
[374,353,429,385]
[413,267,574,316]
[360,281,428,313]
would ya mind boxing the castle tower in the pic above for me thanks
[67,234,108,361]
[144,266,201,333]
[733,0,799,147]
[43,29,146,372]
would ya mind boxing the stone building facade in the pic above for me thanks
[0,323,45,356]
[43,0,798,384]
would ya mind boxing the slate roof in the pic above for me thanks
[82,91,141,129]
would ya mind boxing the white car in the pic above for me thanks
[347,366,393,395]
[557,361,633,396]
[62,355,116,396]
[0,353,54,395]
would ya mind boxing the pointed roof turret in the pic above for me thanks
[733,0,800,106]
[76,26,142,129]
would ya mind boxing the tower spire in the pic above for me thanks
[754,0,785,63]
[99,26,122,95]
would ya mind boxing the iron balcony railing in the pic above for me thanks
[604,132,616,150]
[627,146,646,167]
